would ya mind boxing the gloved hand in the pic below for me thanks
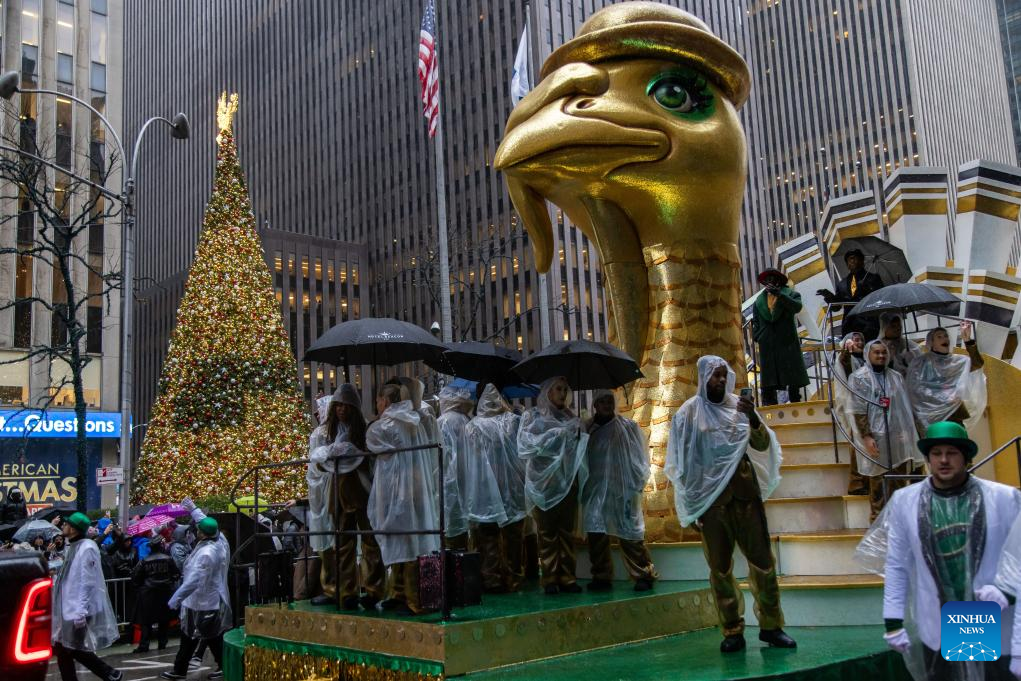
[975,584,1010,611]
[73,616,87,630]
[1010,655,1021,679]
[181,497,196,512]
[884,628,910,655]
[168,598,180,611]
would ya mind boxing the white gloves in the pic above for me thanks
[181,497,196,512]
[884,628,910,655]
[1010,656,1021,679]
[975,584,1010,611]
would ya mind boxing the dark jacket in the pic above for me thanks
[132,551,180,590]
[752,286,810,389]
[1,496,28,523]
[834,269,885,338]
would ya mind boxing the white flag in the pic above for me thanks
[511,23,531,105]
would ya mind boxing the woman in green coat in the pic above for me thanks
[752,268,811,405]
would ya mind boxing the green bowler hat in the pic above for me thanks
[66,512,91,533]
[917,421,978,460]
[197,516,219,537]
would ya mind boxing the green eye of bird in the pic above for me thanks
[647,70,714,119]
[652,80,694,112]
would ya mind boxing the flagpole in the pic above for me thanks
[432,20,453,343]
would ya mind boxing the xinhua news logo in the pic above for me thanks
[941,601,1001,661]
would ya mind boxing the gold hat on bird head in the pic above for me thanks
[541,2,751,108]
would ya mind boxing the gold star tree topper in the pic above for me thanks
[215,91,239,143]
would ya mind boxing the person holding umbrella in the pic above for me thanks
[306,383,384,610]
[367,383,440,615]
[581,390,657,592]
[665,356,793,653]
[465,384,527,593]
[818,248,886,339]
[907,320,987,435]
[751,268,810,405]
[51,511,122,681]
[436,385,475,551]
[517,376,589,595]
[848,341,921,522]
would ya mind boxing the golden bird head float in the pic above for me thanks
[495,2,752,540]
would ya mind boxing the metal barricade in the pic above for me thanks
[104,576,133,627]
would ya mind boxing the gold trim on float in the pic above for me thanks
[956,194,1021,220]
[887,198,949,223]
[967,289,1019,305]
[781,248,822,270]
[968,276,1021,293]
[915,271,964,282]
[957,181,1021,199]
[245,588,720,677]
[786,257,825,283]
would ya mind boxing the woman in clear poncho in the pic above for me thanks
[305,383,383,608]
[849,340,921,522]
[907,321,987,434]
[436,385,475,549]
[580,390,658,591]
[366,383,440,614]
[833,331,867,495]
[466,383,526,592]
[51,512,120,681]
[517,376,589,594]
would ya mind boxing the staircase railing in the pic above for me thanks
[224,439,451,624]
[882,436,1021,501]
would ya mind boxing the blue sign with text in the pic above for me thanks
[0,410,121,439]
[941,601,1002,661]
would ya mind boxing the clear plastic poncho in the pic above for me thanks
[831,332,865,427]
[437,386,475,537]
[907,332,987,433]
[664,356,783,527]
[517,377,589,512]
[306,422,365,552]
[997,514,1021,660]
[464,384,524,527]
[856,478,1021,680]
[170,509,232,638]
[848,341,920,477]
[580,391,650,541]
[52,537,119,651]
[366,400,441,565]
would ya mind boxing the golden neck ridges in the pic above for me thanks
[614,238,746,542]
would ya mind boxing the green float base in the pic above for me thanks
[229,580,909,680]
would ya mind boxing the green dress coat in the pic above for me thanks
[751,287,811,389]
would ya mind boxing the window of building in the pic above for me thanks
[91,10,107,63]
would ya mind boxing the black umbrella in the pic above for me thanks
[844,282,962,319]
[32,502,77,523]
[427,341,523,384]
[832,236,912,285]
[0,520,26,542]
[511,340,643,390]
[303,317,448,366]
[129,504,155,518]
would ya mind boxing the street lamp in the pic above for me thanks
[0,71,188,524]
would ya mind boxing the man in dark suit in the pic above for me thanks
[817,249,885,339]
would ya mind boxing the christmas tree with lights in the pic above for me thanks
[133,93,310,503]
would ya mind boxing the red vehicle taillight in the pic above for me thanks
[13,577,51,663]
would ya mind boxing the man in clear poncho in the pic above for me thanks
[580,390,657,592]
[518,376,589,594]
[367,383,440,615]
[855,421,1021,681]
[879,312,922,376]
[834,331,868,496]
[908,321,987,436]
[436,385,475,550]
[849,340,923,522]
[51,511,122,681]
[665,355,794,653]
[995,508,1021,679]
[162,500,231,680]
[306,383,383,609]
[466,384,526,592]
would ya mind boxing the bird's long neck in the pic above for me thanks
[618,237,746,542]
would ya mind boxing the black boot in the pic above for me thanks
[586,579,613,592]
[559,582,583,594]
[720,634,746,653]
[759,628,797,648]
[310,594,334,606]
[633,578,654,592]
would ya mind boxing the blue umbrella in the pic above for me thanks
[447,377,539,399]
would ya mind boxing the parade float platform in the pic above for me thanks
[223,579,908,680]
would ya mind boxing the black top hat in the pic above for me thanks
[757,268,788,286]
[843,248,865,263]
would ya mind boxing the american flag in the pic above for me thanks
[418,0,440,137]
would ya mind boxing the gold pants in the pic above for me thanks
[847,446,868,495]
[868,460,923,522]
[700,495,783,637]
[586,533,658,583]
[474,519,526,591]
[533,482,579,588]
[319,507,385,600]
[388,560,422,613]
